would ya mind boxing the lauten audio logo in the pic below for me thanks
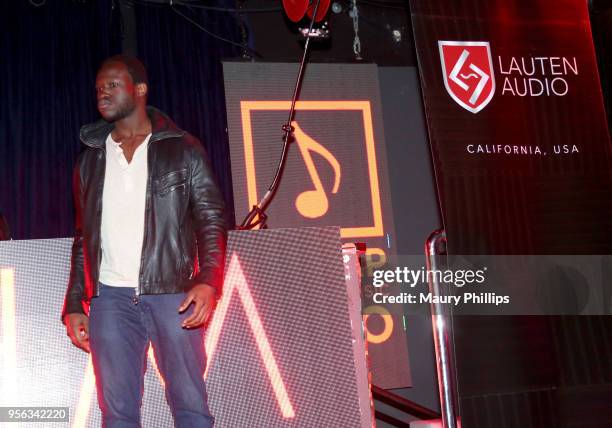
[439,40,580,114]
[438,41,496,114]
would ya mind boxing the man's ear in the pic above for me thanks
[136,83,148,98]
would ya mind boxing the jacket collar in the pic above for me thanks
[80,106,185,148]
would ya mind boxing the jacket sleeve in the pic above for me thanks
[61,160,87,322]
[188,139,228,296]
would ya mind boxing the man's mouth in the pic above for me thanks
[98,100,112,110]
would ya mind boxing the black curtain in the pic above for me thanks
[133,1,242,226]
[1,0,241,240]
[0,1,119,239]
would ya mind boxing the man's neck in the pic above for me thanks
[112,108,152,142]
[110,108,152,163]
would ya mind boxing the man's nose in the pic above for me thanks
[96,85,109,96]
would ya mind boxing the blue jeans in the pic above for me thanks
[89,284,214,428]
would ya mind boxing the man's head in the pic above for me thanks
[95,55,148,123]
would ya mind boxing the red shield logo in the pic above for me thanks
[438,41,495,114]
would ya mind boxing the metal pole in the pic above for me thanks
[425,229,458,428]
[239,0,323,229]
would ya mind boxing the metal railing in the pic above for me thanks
[425,229,459,428]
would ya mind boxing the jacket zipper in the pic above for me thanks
[95,145,106,298]
[136,139,155,297]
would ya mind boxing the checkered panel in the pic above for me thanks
[206,227,363,427]
[0,227,368,427]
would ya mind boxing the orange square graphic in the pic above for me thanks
[240,101,384,238]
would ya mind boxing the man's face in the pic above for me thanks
[95,62,137,123]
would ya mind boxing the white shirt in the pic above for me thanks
[99,133,152,287]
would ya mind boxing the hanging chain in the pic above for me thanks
[349,0,362,60]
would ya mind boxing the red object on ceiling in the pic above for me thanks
[282,0,308,22]
[282,0,331,23]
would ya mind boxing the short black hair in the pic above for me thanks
[100,54,148,85]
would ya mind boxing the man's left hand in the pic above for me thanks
[179,283,217,329]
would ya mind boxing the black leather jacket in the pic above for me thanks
[62,107,227,318]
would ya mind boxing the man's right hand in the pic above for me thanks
[64,313,90,353]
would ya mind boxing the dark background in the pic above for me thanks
[3,0,610,241]
[0,0,422,240]
[0,0,241,239]
[2,1,612,426]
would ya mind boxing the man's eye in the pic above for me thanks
[95,82,119,92]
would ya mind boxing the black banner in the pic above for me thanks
[410,1,612,426]
[410,0,612,255]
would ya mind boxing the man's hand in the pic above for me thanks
[64,313,90,353]
[179,283,217,329]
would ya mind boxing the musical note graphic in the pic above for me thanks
[292,121,341,218]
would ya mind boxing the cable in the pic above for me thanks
[170,5,261,57]
[175,1,282,13]
[124,0,282,13]
[119,0,260,57]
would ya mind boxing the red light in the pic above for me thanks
[73,358,95,428]
[205,253,296,418]
[1,268,18,407]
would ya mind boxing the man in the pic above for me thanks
[62,55,227,427]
